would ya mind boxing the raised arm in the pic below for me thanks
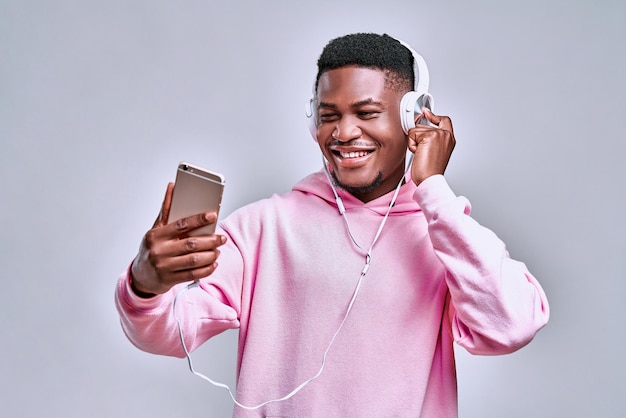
[408,110,549,354]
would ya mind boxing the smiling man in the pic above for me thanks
[317,65,410,200]
[115,33,549,417]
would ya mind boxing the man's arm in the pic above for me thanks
[415,175,549,354]
[408,110,549,354]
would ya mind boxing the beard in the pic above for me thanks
[331,171,383,196]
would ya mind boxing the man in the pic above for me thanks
[116,33,549,417]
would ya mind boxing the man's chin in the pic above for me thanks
[331,171,383,196]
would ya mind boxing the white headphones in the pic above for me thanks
[305,37,434,140]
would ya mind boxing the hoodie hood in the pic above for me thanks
[292,168,422,216]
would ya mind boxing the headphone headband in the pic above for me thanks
[395,38,430,96]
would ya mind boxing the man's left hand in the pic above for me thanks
[407,108,456,186]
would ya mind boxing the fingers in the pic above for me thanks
[172,212,219,236]
[141,233,227,290]
[145,230,226,260]
[160,235,225,281]
[151,211,219,240]
[421,108,454,133]
[162,248,221,275]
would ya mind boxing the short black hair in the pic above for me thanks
[315,33,414,93]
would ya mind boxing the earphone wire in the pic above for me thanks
[321,154,414,265]
[173,34,423,410]
[172,153,414,410]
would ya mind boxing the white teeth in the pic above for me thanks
[340,151,369,158]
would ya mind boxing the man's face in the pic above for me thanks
[315,66,408,202]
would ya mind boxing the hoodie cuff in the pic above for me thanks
[117,264,168,312]
[412,175,458,222]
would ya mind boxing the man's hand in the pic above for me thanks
[130,182,227,296]
[407,108,456,186]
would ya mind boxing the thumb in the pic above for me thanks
[421,107,441,125]
[422,108,454,133]
[153,182,174,228]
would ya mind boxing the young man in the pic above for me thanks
[116,33,549,417]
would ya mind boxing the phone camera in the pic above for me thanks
[181,164,189,171]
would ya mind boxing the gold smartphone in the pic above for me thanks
[168,162,225,236]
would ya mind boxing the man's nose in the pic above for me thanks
[332,117,362,142]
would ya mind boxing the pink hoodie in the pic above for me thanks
[116,172,549,417]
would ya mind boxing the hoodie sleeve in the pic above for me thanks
[413,175,549,355]
[114,227,243,358]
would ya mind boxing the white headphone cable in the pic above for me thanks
[172,153,414,410]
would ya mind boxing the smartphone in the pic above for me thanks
[168,162,225,236]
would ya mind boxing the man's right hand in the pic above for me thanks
[129,182,227,297]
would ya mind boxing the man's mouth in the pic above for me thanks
[329,147,376,169]
[333,150,374,159]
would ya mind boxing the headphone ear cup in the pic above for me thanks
[305,98,318,141]
[400,91,421,135]
[400,92,435,134]
[417,93,434,124]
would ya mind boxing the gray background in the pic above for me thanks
[2,0,624,417]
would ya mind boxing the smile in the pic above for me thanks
[335,150,373,159]
[330,148,376,169]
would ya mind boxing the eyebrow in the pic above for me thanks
[317,98,384,110]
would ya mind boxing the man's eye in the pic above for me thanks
[358,111,378,118]
[319,113,339,122]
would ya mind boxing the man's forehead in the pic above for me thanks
[316,67,400,106]
[317,67,388,94]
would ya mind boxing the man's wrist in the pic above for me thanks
[128,269,157,299]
